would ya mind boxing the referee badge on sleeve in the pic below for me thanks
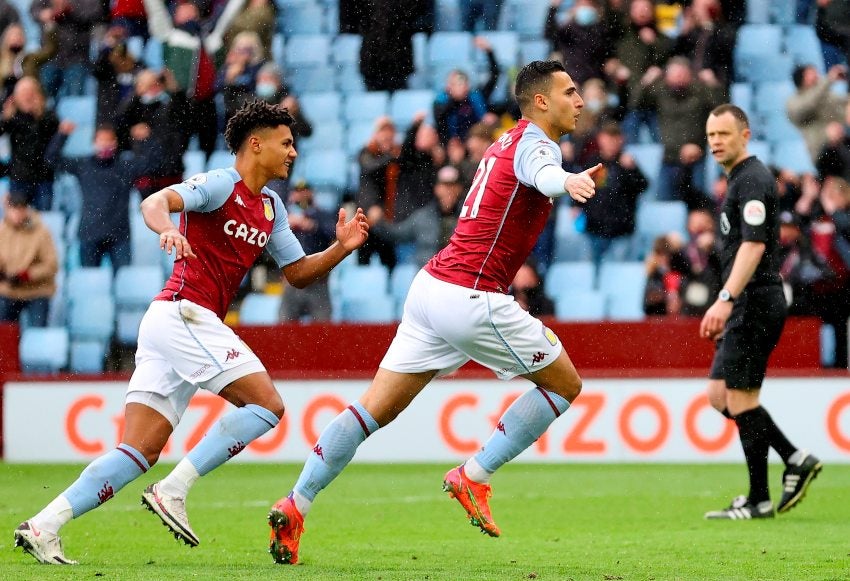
[263,198,275,221]
[743,200,766,226]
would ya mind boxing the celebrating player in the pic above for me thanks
[701,104,821,520]
[267,60,603,564]
[14,100,369,565]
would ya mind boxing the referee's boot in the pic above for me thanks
[705,495,774,520]
[777,450,823,514]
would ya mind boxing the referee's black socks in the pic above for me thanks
[734,407,771,504]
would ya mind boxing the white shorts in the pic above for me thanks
[126,299,266,427]
[380,270,563,380]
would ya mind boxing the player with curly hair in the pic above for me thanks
[13,100,369,565]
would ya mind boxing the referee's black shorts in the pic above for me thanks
[709,284,787,390]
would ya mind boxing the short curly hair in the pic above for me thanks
[224,99,295,153]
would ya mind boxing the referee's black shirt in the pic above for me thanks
[717,156,782,286]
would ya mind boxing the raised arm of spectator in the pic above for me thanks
[22,22,57,74]
[544,1,563,46]
[205,0,249,55]
[474,37,500,104]
[43,121,80,173]
[142,0,175,40]
[786,75,833,125]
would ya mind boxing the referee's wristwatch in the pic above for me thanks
[718,288,735,303]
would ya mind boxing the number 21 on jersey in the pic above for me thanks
[460,156,497,219]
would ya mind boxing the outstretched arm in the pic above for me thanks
[140,188,197,260]
[282,208,369,288]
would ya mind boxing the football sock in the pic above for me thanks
[292,401,379,508]
[472,387,570,480]
[33,443,149,534]
[170,404,278,491]
[755,406,796,463]
[734,407,771,504]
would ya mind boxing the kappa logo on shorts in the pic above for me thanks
[531,351,547,365]
[543,327,558,346]
[224,348,241,362]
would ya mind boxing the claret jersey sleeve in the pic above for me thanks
[263,188,307,267]
[513,123,563,190]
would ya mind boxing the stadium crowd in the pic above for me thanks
[1,0,849,372]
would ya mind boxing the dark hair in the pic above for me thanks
[792,64,810,89]
[515,60,566,112]
[709,103,749,129]
[224,99,294,153]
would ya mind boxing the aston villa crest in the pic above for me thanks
[263,198,274,221]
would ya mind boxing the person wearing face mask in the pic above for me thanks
[215,31,266,124]
[44,121,160,270]
[0,21,57,102]
[92,24,144,126]
[545,0,625,87]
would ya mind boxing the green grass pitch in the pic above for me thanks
[0,462,848,580]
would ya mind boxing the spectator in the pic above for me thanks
[815,0,850,69]
[0,0,19,35]
[545,0,623,87]
[0,191,58,327]
[575,121,648,265]
[461,0,501,32]
[630,56,723,200]
[45,121,158,271]
[787,63,849,161]
[667,207,722,316]
[671,0,737,92]
[279,94,313,141]
[512,258,555,317]
[115,69,190,198]
[368,164,464,268]
[571,77,622,164]
[816,117,850,181]
[643,234,678,315]
[778,209,825,315]
[30,0,104,98]
[0,76,60,211]
[357,0,422,91]
[223,0,276,59]
[396,111,446,222]
[110,0,148,39]
[0,22,57,102]
[143,0,241,161]
[92,24,144,126]
[457,121,494,188]
[216,30,265,123]
[279,181,337,322]
[433,38,499,144]
[356,116,401,268]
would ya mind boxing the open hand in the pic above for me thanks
[336,207,369,251]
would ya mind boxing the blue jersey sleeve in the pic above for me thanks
[264,190,307,267]
[170,168,239,213]
[513,124,563,188]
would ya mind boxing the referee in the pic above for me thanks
[700,104,822,520]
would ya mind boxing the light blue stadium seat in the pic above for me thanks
[239,293,282,325]
[143,37,164,70]
[183,151,206,179]
[429,62,476,92]
[520,39,551,65]
[555,290,606,322]
[285,34,331,67]
[598,261,646,321]
[70,339,107,373]
[784,25,825,72]
[337,63,366,93]
[288,65,337,93]
[297,122,345,153]
[625,143,663,198]
[339,295,396,322]
[748,139,772,165]
[435,0,462,32]
[428,32,473,66]
[115,265,165,310]
[60,124,95,157]
[773,139,816,173]
[389,90,435,129]
[116,309,145,345]
[281,3,325,35]
[66,267,113,301]
[760,112,804,144]
[131,214,164,268]
[730,82,753,115]
[346,119,376,156]
[636,200,688,240]
[505,0,551,39]
[735,24,783,58]
[413,32,429,72]
[544,261,595,300]
[338,264,390,299]
[754,80,795,114]
[553,232,593,262]
[737,53,794,83]
[20,327,69,373]
[292,149,349,191]
[207,151,236,171]
[68,297,115,342]
[40,211,65,246]
[331,34,362,65]
[299,91,342,124]
[474,31,520,69]
[390,263,419,304]
[344,91,390,124]
[56,95,97,126]
[272,33,285,64]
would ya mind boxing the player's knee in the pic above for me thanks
[142,449,161,467]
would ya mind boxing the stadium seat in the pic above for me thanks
[272,33,285,64]
[296,121,345,153]
[66,267,113,301]
[784,25,825,72]
[60,124,95,157]
[19,327,69,373]
[339,295,396,322]
[554,290,606,321]
[390,263,419,304]
[544,262,595,300]
[239,293,282,325]
[284,34,331,67]
[331,34,362,65]
[553,232,593,262]
[144,37,164,70]
[504,0,551,39]
[56,95,96,127]
[730,82,753,115]
[428,32,473,66]
[343,91,390,124]
[288,65,337,93]
[346,119,376,156]
[291,149,349,191]
[474,31,520,69]
[389,90,435,129]
[70,339,107,373]
[737,53,794,83]
[759,111,804,143]
[299,91,342,124]
[429,62,476,93]
[183,150,206,179]
[748,139,772,166]
[337,64,366,93]
[40,211,65,246]
[598,261,646,321]
[68,297,115,342]
[773,139,816,174]
[636,201,688,240]
[207,151,236,171]
[281,3,325,35]
[116,309,145,345]
[625,143,663,198]
[753,81,795,114]
[412,32,429,72]
[337,264,390,299]
[520,39,552,65]
[735,24,783,58]
[435,0,462,32]
[114,265,165,310]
